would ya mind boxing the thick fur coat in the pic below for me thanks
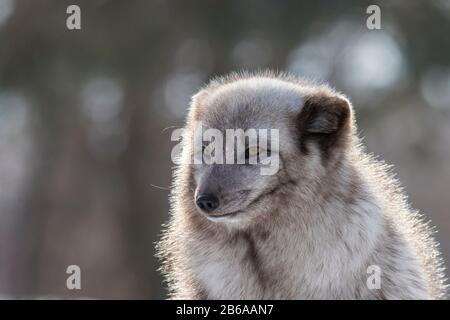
[157,72,447,299]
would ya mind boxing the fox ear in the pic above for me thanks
[296,93,352,157]
[300,94,351,134]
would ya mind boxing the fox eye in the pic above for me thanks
[245,146,267,163]
[246,146,261,159]
[244,146,272,161]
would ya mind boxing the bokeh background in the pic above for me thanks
[0,0,449,299]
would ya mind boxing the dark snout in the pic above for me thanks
[195,193,220,213]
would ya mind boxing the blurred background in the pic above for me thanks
[0,0,449,299]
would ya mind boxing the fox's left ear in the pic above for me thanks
[296,93,352,157]
[300,94,351,134]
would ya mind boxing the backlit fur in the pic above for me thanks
[156,71,447,299]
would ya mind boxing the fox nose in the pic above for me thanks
[196,194,220,213]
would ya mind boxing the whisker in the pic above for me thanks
[150,184,170,190]
[161,125,183,133]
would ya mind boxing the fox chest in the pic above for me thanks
[188,231,365,299]
[189,232,303,299]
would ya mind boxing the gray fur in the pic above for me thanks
[156,71,447,299]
